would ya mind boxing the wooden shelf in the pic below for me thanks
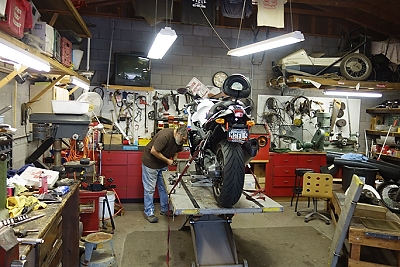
[366,108,400,114]
[102,84,154,91]
[0,31,89,83]
[365,129,400,138]
[282,75,400,91]
[32,0,92,38]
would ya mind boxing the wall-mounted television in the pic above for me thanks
[114,52,151,86]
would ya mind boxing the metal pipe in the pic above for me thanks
[86,38,91,71]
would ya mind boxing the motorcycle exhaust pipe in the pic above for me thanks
[243,138,259,163]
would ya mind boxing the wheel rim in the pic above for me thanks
[344,57,369,78]
[213,149,224,198]
[380,184,400,212]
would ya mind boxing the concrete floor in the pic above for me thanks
[103,200,336,266]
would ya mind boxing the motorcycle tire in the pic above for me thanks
[377,181,400,214]
[339,53,372,81]
[213,140,245,208]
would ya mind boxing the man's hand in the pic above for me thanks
[168,159,178,166]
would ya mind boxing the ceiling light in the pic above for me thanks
[70,76,90,91]
[0,40,50,72]
[227,31,305,57]
[323,90,382,98]
[147,27,177,59]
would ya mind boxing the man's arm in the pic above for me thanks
[150,146,175,166]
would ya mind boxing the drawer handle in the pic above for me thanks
[283,180,288,183]
[307,160,312,162]
[283,159,289,162]
[284,170,289,173]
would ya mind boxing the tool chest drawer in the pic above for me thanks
[297,155,322,167]
[127,151,143,164]
[102,165,128,177]
[102,152,128,165]
[273,166,297,177]
[272,154,298,165]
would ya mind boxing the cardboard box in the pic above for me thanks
[103,134,122,145]
[29,83,69,113]
[32,21,54,56]
[252,163,266,178]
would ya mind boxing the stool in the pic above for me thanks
[81,232,117,267]
[291,168,314,212]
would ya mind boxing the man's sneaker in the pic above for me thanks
[146,215,158,223]
[160,210,174,217]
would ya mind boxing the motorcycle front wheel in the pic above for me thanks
[213,140,245,208]
[377,182,400,213]
[339,53,372,81]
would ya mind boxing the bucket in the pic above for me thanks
[99,191,115,219]
[72,49,84,70]
[342,165,379,191]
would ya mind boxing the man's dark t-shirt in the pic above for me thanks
[142,128,183,169]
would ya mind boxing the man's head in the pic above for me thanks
[174,125,188,145]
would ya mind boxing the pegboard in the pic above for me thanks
[256,95,361,146]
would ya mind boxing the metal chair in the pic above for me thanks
[297,173,333,225]
[291,168,314,212]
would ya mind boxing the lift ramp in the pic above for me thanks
[163,171,283,267]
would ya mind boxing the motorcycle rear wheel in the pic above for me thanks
[213,140,245,208]
[377,182,400,213]
[339,53,372,81]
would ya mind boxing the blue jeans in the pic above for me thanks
[142,164,169,217]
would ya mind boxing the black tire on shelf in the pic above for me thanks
[213,140,245,208]
[339,53,372,81]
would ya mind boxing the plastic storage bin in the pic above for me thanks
[342,165,379,190]
[0,0,29,38]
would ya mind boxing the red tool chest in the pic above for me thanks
[79,190,106,236]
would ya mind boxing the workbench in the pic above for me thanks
[163,171,283,267]
[330,187,400,267]
[18,182,80,267]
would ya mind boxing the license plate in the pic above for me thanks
[228,128,249,143]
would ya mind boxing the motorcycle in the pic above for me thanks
[178,74,259,208]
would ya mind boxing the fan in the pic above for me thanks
[77,92,103,116]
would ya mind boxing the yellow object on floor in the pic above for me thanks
[6,195,47,217]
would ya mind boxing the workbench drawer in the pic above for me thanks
[127,151,143,164]
[272,154,297,166]
[102,152,128,165]
[297,155,321,167]
[38,215,62,266]
[102,165,127,177]
[273,166,297,177]
[273,176,294,187]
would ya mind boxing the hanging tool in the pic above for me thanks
[144,92,149,133]
[170,90,180,114]
[377,120,398,160]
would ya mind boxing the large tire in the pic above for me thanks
[213,140,245,207]
[377,182,400,213]
[339,53,372,81]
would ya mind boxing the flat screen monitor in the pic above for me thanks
[114,53,151,86]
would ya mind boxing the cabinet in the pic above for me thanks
[19,183,80,266]
[265,152,326,197]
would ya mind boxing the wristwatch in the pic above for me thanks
[212,71,228,88]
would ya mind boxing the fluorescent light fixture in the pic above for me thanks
[147,27,177,59]
[0,40,50,72]
[323,90,382,98]
[70,76,90,91]
[227,31,305,57]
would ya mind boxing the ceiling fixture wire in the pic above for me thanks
[199,7,230,50]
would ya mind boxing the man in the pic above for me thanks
[141,125,188,223]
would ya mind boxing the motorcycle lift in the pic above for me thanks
[163,171,283,267]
